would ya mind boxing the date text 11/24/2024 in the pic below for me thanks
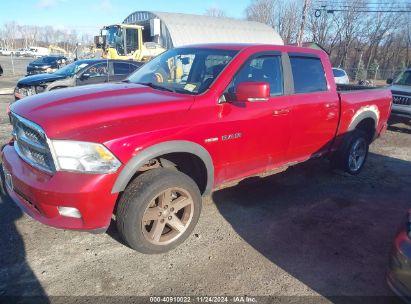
[149,296,257,303]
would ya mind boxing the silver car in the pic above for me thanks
[389,69,411,118]
[332,68,349,84]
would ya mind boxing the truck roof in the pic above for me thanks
[179,43,328,56]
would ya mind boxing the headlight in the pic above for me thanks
[46,68,53,73]
[15,87,26,96]
[36,85,46,93]
[26,87,36,96]
[51,140,121,173]
[15,87,36,96]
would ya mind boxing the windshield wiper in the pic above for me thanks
[136,82,176,93]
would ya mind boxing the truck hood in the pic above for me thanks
[17,73,68,86]
[11,83,195,139]
[390,84,411,95]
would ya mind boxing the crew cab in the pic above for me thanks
[1,44,392,254]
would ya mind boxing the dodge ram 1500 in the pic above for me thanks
[1,44,392,253]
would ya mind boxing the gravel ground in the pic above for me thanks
[0,66,410,303]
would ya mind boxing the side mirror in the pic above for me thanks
[386,78,393,85]
[80,73,90,80]
[236,82,270,102]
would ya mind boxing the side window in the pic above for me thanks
[113,62,131,75]
[290,56,327,93]
[86,63,108,78]
[129,63,139,73]
[227,55,283,97]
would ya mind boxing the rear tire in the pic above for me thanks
[330,129,369,175]
[116,168,202,254]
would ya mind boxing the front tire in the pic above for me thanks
[116,168,202,254]
[331,129,369,175]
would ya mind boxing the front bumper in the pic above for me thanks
[392,104,411,118]
[1,144,120,231]
[387,229,411,303]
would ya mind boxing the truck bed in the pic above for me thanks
[336,83,385,92]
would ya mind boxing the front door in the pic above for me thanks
[207,53,294,183]
[77,62,110,86]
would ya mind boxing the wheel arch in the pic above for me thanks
[348,107,379,143]
[111,140,214,196]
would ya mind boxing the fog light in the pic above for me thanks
[58,207,82,219]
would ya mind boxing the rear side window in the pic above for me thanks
[290,56,327,93]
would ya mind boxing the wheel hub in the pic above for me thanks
[349,138,367,171]
[141,187,194,245]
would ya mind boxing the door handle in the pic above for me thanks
[273,109,290,116]
[325,103,338,108]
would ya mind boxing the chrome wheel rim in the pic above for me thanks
[348,138,367,172]
[142,187,194,245]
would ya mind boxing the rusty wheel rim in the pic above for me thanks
[142,187,194,245]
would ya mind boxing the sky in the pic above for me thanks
[0,0,252,35]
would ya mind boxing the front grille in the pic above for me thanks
[10,113,55,173]
[392,95,411,106]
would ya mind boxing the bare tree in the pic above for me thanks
[246,0,276,26]
[204,7,226,18]
[276,1,301,44]
[3,21,19,49]
[245,0,410,79]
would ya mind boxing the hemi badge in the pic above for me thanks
[205,137,219,143]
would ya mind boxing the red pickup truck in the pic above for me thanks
[1,44,391,254]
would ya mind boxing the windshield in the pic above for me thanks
[105,26,137,56]
[54,61,90,77]
[106,26,122,47]
[393,70,411,86]
[127,48,238,95]
[333,69,346,77]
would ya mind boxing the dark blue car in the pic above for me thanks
[26,55,68,75]
[15,59,142,100]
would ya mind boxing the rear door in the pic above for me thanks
[110,62,138,82]
[285,53,340,161]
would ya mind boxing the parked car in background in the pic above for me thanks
[26,56,67,75]
[387,209,411,302]
[332,68,350,84]
[27,47,50,58]
[3,44,391,254]
[0,48,12,56]
[14,48,31,57]
[387,68,411,118]
[14,59,142,100]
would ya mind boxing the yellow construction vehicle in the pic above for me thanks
[48,45,67,56]
[94,24,165,61]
